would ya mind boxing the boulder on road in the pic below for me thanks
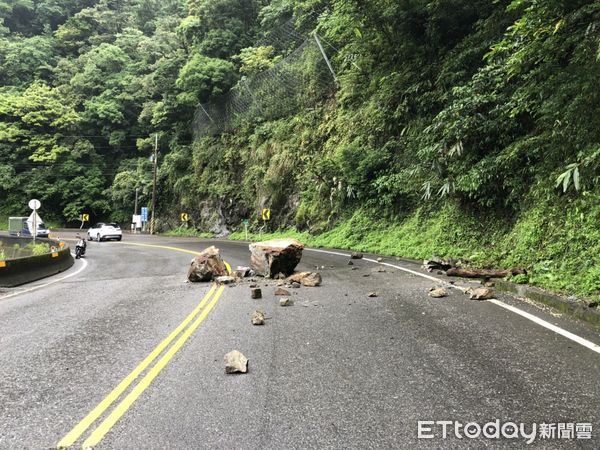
[187,246,228,282]
[287,272,322,287]
[249,238,304,278]
[350,252,364,259]
[224,350,248,374]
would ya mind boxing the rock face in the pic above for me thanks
[187,246,228,282]
[287,272,322,287]
[249,239,304,278]
[224,350,248,373]
[468,288,495,300]
[428,288,448,298]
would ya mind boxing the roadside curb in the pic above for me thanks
[493,280,600,329]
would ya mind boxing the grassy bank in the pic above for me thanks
[228,199,600,303]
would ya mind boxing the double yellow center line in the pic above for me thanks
[57,242,230,448]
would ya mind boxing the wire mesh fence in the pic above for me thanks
[192,18,337,139]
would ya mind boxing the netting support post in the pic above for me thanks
[313,32,338,83]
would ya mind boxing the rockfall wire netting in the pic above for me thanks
[192,18,337,139]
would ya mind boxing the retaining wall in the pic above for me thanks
[0,236,74,287]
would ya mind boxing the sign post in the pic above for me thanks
[141,207,148,232]
[242,219,249,240]
[28,199,41,244]
[80,214,89,230]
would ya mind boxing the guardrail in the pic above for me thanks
[0,236,74,287]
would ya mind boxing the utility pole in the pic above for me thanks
[150,133,158,235]
[134,187,139,215]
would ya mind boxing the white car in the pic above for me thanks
[87,222,122,242]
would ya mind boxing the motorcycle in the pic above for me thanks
[75,237,87,259]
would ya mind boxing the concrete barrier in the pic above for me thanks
[0,237,74,287]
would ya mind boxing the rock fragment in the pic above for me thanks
[287,272,322,287]
[234,266,251,278]
[347,260,354,265]
[215,276,236,285]
[428,288,448,298]
[250,288,262,299]
[251,310,265,325]
[274,287,291,296]
[279,297,292,306]
[468,288,495,301]
[367,292,378,298]
[187,246,228,282]
[224,350,248,374]
[350,252,364,259]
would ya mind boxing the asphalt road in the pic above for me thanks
[0,232,599,449]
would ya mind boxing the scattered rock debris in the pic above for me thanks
[377,257,383,262]
[250,288,262,299]
[224,350,248,374]
[351,252,364,259]
[251,310,265,325]
[367,292,378,298]
[347,260,354,265]
[279,297,292,306]
[274,287,291,296]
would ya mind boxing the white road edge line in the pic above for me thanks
[305,248,600,354]
[488,300,600,355]
[0,255,88,301]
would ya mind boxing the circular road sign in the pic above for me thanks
[28,199,41,210]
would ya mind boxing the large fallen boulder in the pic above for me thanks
[187,246,228,282]
[249,238,304,278]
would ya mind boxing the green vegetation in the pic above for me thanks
[2,1,600,300]
[0,240,51,259]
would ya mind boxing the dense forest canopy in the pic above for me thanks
[1,1,600,296]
